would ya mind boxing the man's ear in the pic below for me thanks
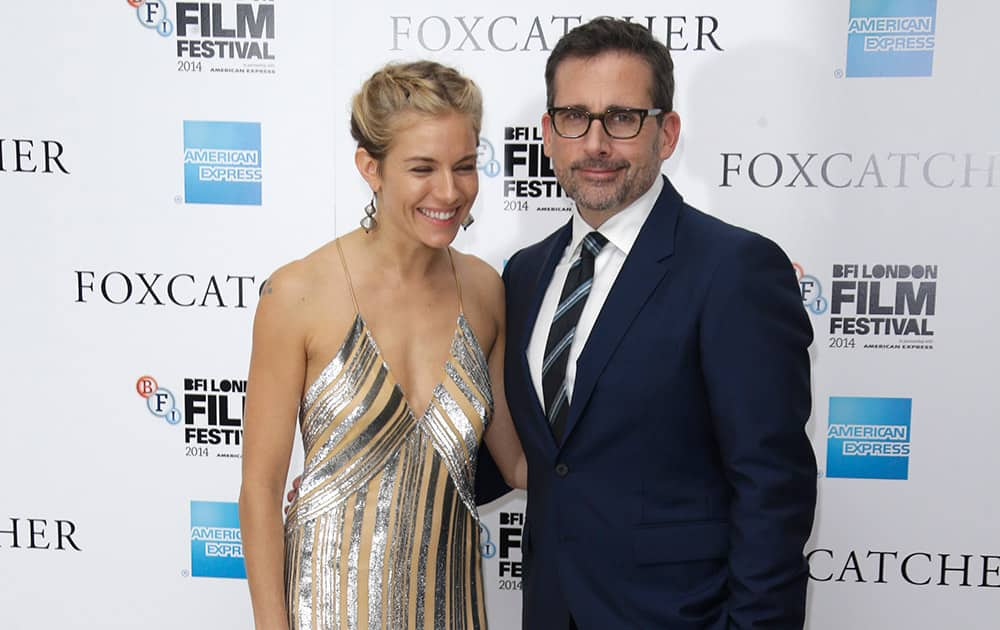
[658,111,681,161]
[541,111,553,157]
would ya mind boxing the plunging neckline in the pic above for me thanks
[306,240,484,421]
[301,310,487,421]
[358,310,468,422]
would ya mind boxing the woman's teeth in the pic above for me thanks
[418,208,457,220]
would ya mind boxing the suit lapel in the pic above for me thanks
[560,177,682,445]
[515,221,573,443]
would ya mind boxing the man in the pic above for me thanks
[498,18,817,629]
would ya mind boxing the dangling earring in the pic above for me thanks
[461,214,475,231]
[360,196,377,233]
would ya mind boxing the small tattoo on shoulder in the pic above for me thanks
[262,280,274,296]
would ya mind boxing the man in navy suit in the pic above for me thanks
[498,18,818,629]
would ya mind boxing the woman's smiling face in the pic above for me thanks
[366,110,480,249]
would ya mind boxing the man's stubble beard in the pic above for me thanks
[556,138,663,216]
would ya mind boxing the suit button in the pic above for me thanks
[555,463,569,477]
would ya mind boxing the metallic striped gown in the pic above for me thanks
[284,307,493,629]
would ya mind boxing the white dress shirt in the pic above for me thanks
[527,176,664,407]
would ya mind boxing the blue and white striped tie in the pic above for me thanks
[542,231,608,440]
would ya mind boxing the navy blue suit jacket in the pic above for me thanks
[499,177,817,629]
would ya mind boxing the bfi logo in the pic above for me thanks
[137,375,183,425]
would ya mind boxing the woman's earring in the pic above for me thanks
[360,196,377,233]
[461,214,475,231]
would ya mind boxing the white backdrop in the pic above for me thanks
[2,1,998,628]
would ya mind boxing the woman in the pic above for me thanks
[238,61,526,630]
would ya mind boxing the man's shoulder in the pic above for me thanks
[678,203,750,241]
[677,202,784,259]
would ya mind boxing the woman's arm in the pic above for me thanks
[239,271,307,630]
[481,271,527,490]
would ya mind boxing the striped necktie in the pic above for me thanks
[542,231,609,441]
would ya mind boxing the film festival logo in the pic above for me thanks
[826,396,912,480]
[190,501,246,579]
[502,125,572,214]
[845,0,937,77]
[136,375,245,459]
[129,0,276,75]
[829,263,937,351]
[183,120,262,205]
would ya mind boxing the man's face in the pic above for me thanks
[542,51,680,226]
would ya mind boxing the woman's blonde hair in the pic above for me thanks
[350,60,483,161]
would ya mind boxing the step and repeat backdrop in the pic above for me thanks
[2,1,998,628]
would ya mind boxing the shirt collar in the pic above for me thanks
[566,175,663,261]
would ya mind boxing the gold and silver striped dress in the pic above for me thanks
[284,244,492,629]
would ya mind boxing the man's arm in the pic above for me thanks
[700,233,817,629]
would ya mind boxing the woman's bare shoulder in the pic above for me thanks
[452,249,502,288]
[257,239,347,322]
[451,250,504,323]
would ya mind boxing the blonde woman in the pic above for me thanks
[239,61,526,630]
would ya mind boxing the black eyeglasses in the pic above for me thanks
[547,106,664,139]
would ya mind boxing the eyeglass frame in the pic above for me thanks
[546,106,665,140]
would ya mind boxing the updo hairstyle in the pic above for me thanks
[350,60,483,162]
